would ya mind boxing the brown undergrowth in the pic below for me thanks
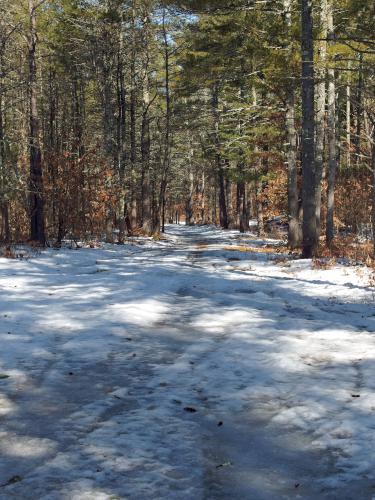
[318,236,374,266]
[224,244,289,255]
[224,234,375,269]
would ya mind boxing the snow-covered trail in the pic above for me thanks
[0,225,374,499]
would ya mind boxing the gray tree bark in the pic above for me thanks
[325,2,337,247]
[315,0,328,235]
[354,54,363,166]
[117,22,127,243]
[226,177,235,229]
[256,179,264,237]
[211,85,228,229]
[286,90,301,247]
[141,89,152,234]
[129,0,138,232]
[158,8,172,234]
[371,122,375,258]
[346,62,351,168]
[28,0,45,244]
[0,89,9,242]
[283,0,301,248]
[186,168,195,225]
[300,0,317,257]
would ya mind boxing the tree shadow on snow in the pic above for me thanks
[0,232,374,499]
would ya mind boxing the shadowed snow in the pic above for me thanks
[0,225,374,499]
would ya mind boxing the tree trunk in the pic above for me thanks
[371,123,375,258]
[140,13,152,235]
[286,90,301,247]
[346,63,351,168]
[186,169,195,225]
[255,145,266,237]
[224,160,236,229]
[354,54,363,166]
[226,176,234,228]
[141,111,152,234]
[256,178,265,236]
[212,85,227,229]
[218,161,228,229]
[200,171,205,223]
[159,8,171,234]
[1,203,10,242]
[72,72,85,227]
[117,20,127,243]
[28,0,45,245]
[211,177,217,224]
[300,0,317,257]
[102,62,114,159]
[284,0,301,248]
[315,0,328,235]
[241,182,248,233]
[247,183,254,222]
[237,179,245,233]
[129,0,137,232]
[325,3,337,247]
[0,83,10,242]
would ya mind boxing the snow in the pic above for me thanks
[0,224,374,499]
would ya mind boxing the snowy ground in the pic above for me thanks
[0,225,374,499]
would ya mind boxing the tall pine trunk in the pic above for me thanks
[117,22,127,243]
[200,172,205,223]
[129,0,137,232]
[346,63,351,168]
[325,2,337,247]
[371,122,375,258]
[158,8,171,234]
[286,90,301,247]
[283,0,301,248]
[300,0,317,257]
[256,179,264,236]
[212,85,228,229]
[226,177,235,228]
[0,87,10,242]
[236,168,247,234]
[141,93,152,234]
[315,0,327,235]
[218,161,228,229]
[28,0,45,244]
[354,54,363,166]
[140,12,152,235]
[186,168,195,225]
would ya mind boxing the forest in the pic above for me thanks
[0,0,374,257]
[1,1,375,499]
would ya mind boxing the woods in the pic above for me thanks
[1,2,375,496]
[0,0,374,257]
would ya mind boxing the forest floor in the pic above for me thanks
[0,225,375,499]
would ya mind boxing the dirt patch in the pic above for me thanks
[224,245,289,254]
[195,241,208,249]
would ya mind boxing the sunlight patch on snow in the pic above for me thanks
[0,395,16,416]
[192,309,263,334]
[108,299,169,326]
[0,433,56,457]
[69,484,116,500]
[38,312,86,331]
